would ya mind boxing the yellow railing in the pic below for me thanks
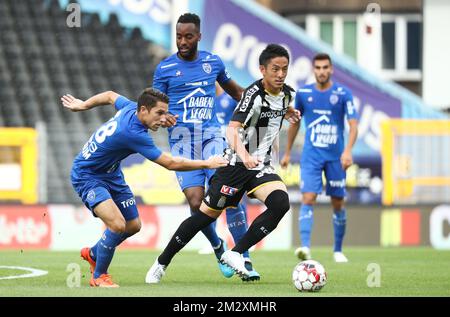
[381,119,450,205]
[0,128,38,204]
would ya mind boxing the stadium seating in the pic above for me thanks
[0,0,166,203]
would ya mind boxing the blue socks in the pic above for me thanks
[93,229,123,278]
[333,209,347,252]
[298,204,347,252]
[226,203,249,259]
[299,204,314,248]
[90,232,132,262]
[191,208,221,249]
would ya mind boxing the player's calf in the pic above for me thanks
[233,190,290,254]
[151,210,217,281]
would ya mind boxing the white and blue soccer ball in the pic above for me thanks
[292,260,327,292]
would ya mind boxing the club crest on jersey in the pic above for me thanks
[87,190,96,202]
[202,63,212,74]
[329,94,339,105]
[220,185,238,196]
[307,96,313,102]
[175,70,182,76]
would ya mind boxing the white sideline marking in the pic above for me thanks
[0,266,48,280]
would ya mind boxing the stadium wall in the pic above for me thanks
[1,204,449,250]
[290,204,450,249]
[0,204,291,251]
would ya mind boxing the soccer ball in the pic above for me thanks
[292,260,327,292]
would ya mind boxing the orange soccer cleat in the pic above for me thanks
[90,274,119,288]
[80,247,96,274]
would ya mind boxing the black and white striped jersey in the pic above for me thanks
[227,79,295,170]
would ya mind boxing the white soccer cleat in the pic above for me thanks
[220,250,250,279]
[294,246,312,260]
[145,259,167,284]
[333,252,349,263]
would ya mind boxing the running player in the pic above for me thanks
[214,84,259,280]
[152,13,252,278]
[62,88,227,287]
[146,44,301,282]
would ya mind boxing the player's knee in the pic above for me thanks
[109,218,126,233]
[302,194,317,205]
[265,190,290,215]
[331,197,344,210]
[127,219,141,235]
[186,193,204,210]
[189,201,202,211]
[134,220,142,233]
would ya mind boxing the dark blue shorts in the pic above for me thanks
[71,170,139,221]
[300,158,346,198]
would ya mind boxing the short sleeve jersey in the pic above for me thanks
[295,82,358,162]
[153,51,232,141]
[72,96,162,176]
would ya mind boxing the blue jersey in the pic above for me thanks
[295,82,358,162]
[153,51,232,142]
[215,92,238,137]
[72,96,162,177]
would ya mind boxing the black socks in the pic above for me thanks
[158,211,216,265]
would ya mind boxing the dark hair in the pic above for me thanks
[177,13,201,30]
[313,53,332,65]
[137,88,169,112]
[259,44,290,66]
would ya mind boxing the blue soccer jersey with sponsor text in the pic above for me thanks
[152,51,232,141]
[71,96,162,177]
[295,82,358,162]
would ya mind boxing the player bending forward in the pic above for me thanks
[146,44,300,282]
[62,88,227,287]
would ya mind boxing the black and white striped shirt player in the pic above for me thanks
[228,79,295,169]
[204,79,295,210]
[147,44,301,282]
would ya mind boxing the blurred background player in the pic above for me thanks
[146,44,301,283]
[152,13,253,278]
[281,53,358,263]
[62,88,227,287]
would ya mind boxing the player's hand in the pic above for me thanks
[206,155,229,169]
[61,94,86,112]
[243,155,261,169]
[285,107,301,124]
[162,113,178,128]
[280,153,290,169]
[340,149,353,170]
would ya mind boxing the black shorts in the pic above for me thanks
[203,164,283,210]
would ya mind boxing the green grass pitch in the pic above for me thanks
[1,247,449,297]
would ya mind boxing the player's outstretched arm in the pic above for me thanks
[153,152,228,171]
[280,119,300,169]
[61,91,120,112]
